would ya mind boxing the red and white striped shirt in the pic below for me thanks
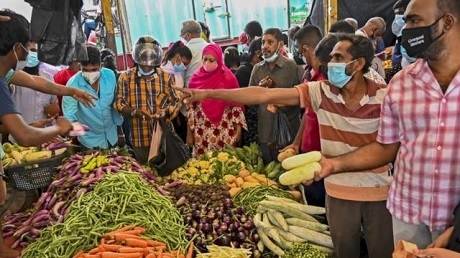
[378,59,460,231]
[297,78,391,202]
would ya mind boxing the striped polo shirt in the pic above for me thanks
[296,78,391,201]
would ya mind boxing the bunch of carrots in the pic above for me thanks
[73,226,194,258]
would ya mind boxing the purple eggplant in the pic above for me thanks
[33,192,49,210]
[49,177,67,188]
[2,224,16,231]
[45,194,57,210]
[2,231,14,238]
[157,186,171,196]
[52,201,66,218]
[81,177,100,187]
[29,227,40,236]
[73,154,83,160]
[33,220,50,228]
[11,238,21,249]
[5,213,25,224]
[142,171,157,181]
[13,225,31,238]
[75,188,87,199]
[46,142,70,151]
[31,213,49,224]
[165,181,183,188]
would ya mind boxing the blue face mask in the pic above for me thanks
[138,66,155,76]
[173,62,187,72]
[392,14,406,37]
[327,60,357,89]
[400,46,417,64]
[26,51,39,67]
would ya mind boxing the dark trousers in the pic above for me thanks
[172,113,187,142]
[326,195,394,258]
[260,142,279,164]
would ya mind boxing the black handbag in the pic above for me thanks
[149,118,191,176]
[270,110,293,150]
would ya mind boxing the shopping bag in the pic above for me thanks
[270,110,293,150]
[149,118,191,176]
[148,121,163,163]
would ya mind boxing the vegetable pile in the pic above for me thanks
[224,170,282,198]
[283,243,329,258]
[232,185,295,216]
[73,225,194,258]
[197,245,252,258]
[2,141,69,167]
[2,151,155,249]
[253,196,332,256]
[279,151,322,186]
[21,171,187,257]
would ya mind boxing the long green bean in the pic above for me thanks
[22,171,188,257]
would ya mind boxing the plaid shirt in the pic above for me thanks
[378,59,460,231]
[115,67,180,147]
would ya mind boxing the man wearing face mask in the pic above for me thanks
[177,34,392,258]
[63,46,124,150]
[249,28,304,163]
[356,17,387,78]
[116,36,181,163]
[5,42,60,143]
[309,0,460,249]
[180,20,208,87]
[385,0,412,82]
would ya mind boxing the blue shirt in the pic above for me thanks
[63,68,123,149]
[0,76,19,158]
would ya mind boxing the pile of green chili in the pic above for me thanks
[22,171,187,257]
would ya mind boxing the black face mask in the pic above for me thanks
[401,16,444,58]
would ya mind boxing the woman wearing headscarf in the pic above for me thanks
[186,44,247,157]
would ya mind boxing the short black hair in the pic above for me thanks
[315,33,339,64]
[337,34,374,72]
[293,25,323,48]
[263,28,283,42]
[244,21,263,39]
[438,0,460,19]
[329,20,355,34]
[244,37,262,62]
[288,26,301,41]
[0,9,29,56]
[81,46,101,66]
[162,41,192,65]
[393,0,411,10]
[223,46,240,68]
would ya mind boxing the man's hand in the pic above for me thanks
[259,76,276,88]
[301,156,334,185]
[135,109,154,121]
[414,248,460,258]
[280,144,300,155]
[55,117,73,135]
[174,87,208,105]
[427,227,453,249]
[72,88,97,107]
[29,118,55,128]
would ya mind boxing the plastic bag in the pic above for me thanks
[270,110,293,150]
[149,118,191,176]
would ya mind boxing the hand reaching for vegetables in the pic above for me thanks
[301,156,334,186]
[55,117,73,135]
[29,118,54,128]
[174,86,208,106]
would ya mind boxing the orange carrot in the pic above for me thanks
[110,233,141,242]
[157,248,163,258]
[123,238,148,248]
[119,229,145,236]
[100,252,142,258]
[146,240,167,247]
[73,251,84,258]
[145,253,156,258]
[118,247,145,253]
[101,244,123,252]
[161,253,174,258]
[100,238,106,245]
[113,225,135,233]
[88,247,100,254]
[84,255,101,258]
[186,241,194,258]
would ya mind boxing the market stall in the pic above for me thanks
[1,142,332,257]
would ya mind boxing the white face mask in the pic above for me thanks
[82,71,100,84]
[13,44,29,72]
[263,43,280,63]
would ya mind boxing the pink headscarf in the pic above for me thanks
[189,44,241,125]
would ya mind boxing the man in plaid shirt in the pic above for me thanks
[316,0,460,249]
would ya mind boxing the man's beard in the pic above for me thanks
[418,26,446,60]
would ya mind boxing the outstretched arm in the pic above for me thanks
[10,71,96,107]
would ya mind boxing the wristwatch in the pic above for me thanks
[130,108,137,117]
